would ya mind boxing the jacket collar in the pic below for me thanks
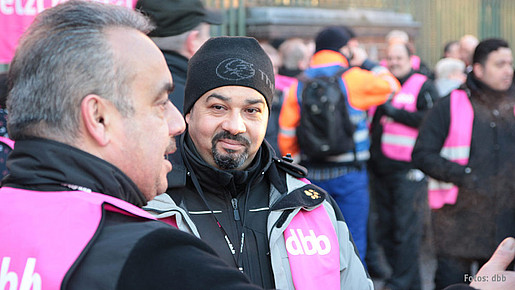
[466,72,515,109]
[2,138,147,207]
[167,132,288,196]
[310,50,349,68]
[161,50,188,77]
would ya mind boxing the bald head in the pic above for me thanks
[459,35,479,66]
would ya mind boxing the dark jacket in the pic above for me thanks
[163,50,188,114]
[1,138,261,290]
[165,134,285,288]
[369,70,439,175]
[151,133,373,289]
[412,74,515,259]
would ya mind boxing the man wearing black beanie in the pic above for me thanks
[145,36,374,289]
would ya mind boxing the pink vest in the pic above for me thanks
[0,136,14,149]
[0,187,158,289]
[284,180,340,290]
[428,90,473,209]
[381,73,427,161]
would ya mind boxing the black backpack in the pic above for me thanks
[296,67,356,159]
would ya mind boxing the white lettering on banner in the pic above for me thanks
[0,257,41,290]
[285,229,331,256]
[0,0,46,15]
[0,0,132,15]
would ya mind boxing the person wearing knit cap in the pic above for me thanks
[136,0,223,114]
[278,25,401,273]
[144,36,374,289]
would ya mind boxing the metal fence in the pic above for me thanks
[205,0,515,68]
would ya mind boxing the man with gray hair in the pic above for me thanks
[434,57,466,97]
[0,1,262,289]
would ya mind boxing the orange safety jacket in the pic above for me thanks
[278,50,400,158]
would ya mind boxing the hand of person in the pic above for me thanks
[348,46,368,67]
[379,101,397,117]
[470,237,515,290]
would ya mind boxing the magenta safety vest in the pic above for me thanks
[0,136,14,149]
[0,187,158,290]
[380,73,427,162]
[282,178,341,290]
[428,90,473,209]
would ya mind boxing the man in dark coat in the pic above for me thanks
[413,38,515,289]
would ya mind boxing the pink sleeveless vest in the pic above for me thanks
[381,73,427,161]
[0,187,158,289]
[284,180,340,290]
[0,136,14,149]
[428,90,473,209]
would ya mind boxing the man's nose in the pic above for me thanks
[167,101,185,137]
[221,111,246,135]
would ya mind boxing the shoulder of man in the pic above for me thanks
[272,155,307,179]
[115,224,261,290]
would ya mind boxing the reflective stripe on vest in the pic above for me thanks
[0,187,157,289]
[380,73,427,161]
[428,90,473,209]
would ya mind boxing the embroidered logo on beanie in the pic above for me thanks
[216,58,255,81]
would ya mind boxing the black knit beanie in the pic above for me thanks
[184,36,275,115]
[315,26,351,52]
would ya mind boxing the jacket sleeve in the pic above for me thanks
[382,79,439,128]
[324,195,374,290]
[117,228,262,290]
[343,66,400,110]
[278,80,301,158]
[412,96,474,186]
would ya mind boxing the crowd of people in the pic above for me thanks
[0,1,514,290]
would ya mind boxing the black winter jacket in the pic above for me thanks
[2,138,261,290]
[165,133,312,289]
[162,50,188,114]
[412,74,515,258]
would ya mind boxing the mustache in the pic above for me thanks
[165,138,177,158]
[212,131,251,147]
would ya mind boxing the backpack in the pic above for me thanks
[296,67,356,159]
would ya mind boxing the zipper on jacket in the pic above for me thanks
[231,198,240,221]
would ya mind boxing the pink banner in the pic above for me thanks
[0,0,137,64]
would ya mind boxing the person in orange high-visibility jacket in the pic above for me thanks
[278,26,400,268]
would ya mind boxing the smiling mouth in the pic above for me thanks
[218,139,244,151]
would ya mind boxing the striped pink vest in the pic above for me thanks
[0,187,158,289]
[381,73,427,161]
[428,90,473,209]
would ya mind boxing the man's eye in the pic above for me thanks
[247,108,260,114]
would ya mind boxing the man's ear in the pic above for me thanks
[184,112,191,124]
[473,63,484,79]
[81,94,111,146]
[185,30,200,58]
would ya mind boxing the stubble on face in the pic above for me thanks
[211,130,251,170]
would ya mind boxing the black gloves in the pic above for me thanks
[379,101,398,117]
